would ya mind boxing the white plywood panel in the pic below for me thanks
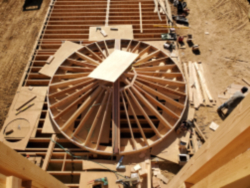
[88,50,138,82]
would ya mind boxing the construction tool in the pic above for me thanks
[110,28,118,31]
[116,156,125,170]
[116,177,138,188]
[88,177,108,186]
[16,96,36,111]
[153,24,189,29]
[16,103,34,115]
[96,27,101,32]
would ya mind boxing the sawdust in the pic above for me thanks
[0,0,50,128]
[178,0,250,138]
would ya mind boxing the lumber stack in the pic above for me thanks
[183,62,214,110]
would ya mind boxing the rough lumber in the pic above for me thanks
[166,93,250,187]
[193,121,206,142]
[191,62,203,108]
[194,62,213,102]
[0,142,68,188]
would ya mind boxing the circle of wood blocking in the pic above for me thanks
[48,39,187,155]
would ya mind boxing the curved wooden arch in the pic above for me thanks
[47,39,187,155]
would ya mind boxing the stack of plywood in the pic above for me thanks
[183,62,214,110]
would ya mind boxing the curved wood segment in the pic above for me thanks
[48,39,187,155]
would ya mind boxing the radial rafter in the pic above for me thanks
[47,39,187,155]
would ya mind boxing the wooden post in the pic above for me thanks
[166,93,250,187]
[0,142,67,188]
[6,176,22,188]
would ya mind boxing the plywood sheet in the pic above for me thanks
[151,131,182,164]
[88,50,138,82]
[39,41,83,77]
[6,87,47,138]
[0,112,39,150]
[89,25,134,41]
[80,172,120,188]
[42,112,60,134]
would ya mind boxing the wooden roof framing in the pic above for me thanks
[47,39,187,155]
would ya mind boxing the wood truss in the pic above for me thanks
[48,39,187,155]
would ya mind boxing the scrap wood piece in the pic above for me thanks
[153,0,158,13]
[157,174,169,184]
[146,159,152,188]
[46,55,54,64]
[191,127,199,153]
[193,121,206,142]
[209,121,219,131]
[39,41,83,77]
[242,78,250,86]
[194,62,213,102]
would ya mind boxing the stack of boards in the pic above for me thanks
[183,62,214,109]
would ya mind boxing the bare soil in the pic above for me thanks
[0,0,50,128]
[178,0,250,138]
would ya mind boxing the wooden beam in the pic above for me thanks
[76,51,100,65]
[112,80,120,154]
[42,134,57,171]
[192,149,250,188]
[0,142,67,188]
[166,93,250,187]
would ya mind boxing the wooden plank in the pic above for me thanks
[42,134,57,170]
[191,62,203,108]
[89,25,134,40]
[0,142,68,188]
[105,0,110,26]
[112,80,120,154]
[88,50,138,82]
[193,121,206,142]
[146,159,152,188]
[192,149,250,188]
[6,176,22,188]
[39,41,82,77]
[194,62,213,102]
[166,93,250,187]
[76,51,100,65]
[139,2,143,33]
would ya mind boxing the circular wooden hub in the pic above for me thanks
[48,39,187,155]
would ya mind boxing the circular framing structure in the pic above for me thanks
[48,39,187,155]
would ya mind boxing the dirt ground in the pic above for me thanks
[177,0,250,138]
[0,0,50,128]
